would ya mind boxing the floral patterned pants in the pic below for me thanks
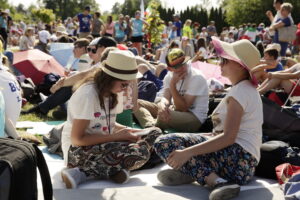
[67,129,162,178]
[154,133,258,185]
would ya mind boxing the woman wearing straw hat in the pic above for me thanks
[154,37,263,200]
[61,50,161,189]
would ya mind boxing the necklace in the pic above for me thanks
[103,97,111,134]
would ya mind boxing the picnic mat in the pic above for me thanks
[16,121,64,135]
[37,147,284,200]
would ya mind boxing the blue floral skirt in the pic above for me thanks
[154,133,258,185]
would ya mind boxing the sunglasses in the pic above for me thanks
[121,83,129,89]
[219,57,229,66]
[87,47,98,54]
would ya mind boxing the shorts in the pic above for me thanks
[290,82,300,96]
[131,36,143,43]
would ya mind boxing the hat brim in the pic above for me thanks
[211,36,258,86]
[169,56,191,69]
[102,61,139,81]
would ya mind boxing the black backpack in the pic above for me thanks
[262,96,300,147]
[0,138,52,200]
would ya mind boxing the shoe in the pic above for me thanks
[209,182,240,200]
[39,93,48,101]
[110,169,130,184]
[61,167,87,189]
[157,169,194,186]
[21,105,46,115]
[52,109,67,120]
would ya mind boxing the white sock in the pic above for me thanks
[215,177,228,185]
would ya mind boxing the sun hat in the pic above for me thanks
[56,26,68,35]
[2,9,10,14]
[264,43,281,53]
[38,30,51,44]
[102,50,138,80]
[166,48,190,69]
[211,36,260,85]
[89,37,101,46]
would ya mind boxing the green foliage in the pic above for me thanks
[223,0,300,26]
[43,0,99,20]
[146,0,165,46]
[32,8,56,24]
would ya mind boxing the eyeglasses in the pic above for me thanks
[219,57,229,66]
[121,83,129,89]
[87,47,98,54]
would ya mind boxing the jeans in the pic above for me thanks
[39,86,72,114]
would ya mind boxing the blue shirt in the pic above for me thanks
[266,62,284,72]
[0,91,5,138]
[132,18,143,37]
[274,17,291,43]
[114,22,126,38]
[77,13,92,33]
[0,16,7,29]
[174,21,182,37]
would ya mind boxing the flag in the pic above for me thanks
[140,0,145,19]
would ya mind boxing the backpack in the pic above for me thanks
[0,138,52,200]
[262,97,300,147]
[138,80,158,102]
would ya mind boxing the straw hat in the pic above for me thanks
[211,36,260,85]
[102,50,138,80]
[56,26,68,35]
[264,43,281,53]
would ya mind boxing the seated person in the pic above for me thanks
[60,50,161,188]
[251,43,283,81]
[154,38,263,200]
[21,37,114,118]
[0,90,19,139]
[0,55,22,125]
[134,48,209,132]
[258,63,300,96]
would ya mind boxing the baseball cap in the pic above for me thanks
[166,48,190,69]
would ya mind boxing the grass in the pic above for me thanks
[18,102,65,145]
[19,102,61,122]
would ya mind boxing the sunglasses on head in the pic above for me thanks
[87,47,98,54]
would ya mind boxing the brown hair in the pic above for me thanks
[74,68,120,109]
[93,68,120,109]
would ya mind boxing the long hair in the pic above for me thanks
[73,68,120,109]
[94,68,120,109]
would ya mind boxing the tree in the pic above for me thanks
[32,8,56,24]
[111,2,122,15]
[145,0,165,46]
[43,0,99,20]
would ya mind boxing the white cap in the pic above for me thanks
[38,30,51,44]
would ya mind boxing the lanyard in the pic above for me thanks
[103,97,111,134]
[179,79,185,96]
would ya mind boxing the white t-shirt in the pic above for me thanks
[198,47,208,59]
[211,80,263,161]
[163,61,209,123]
[61,82,123,164]
[0,68,22,125]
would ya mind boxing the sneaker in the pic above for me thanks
[209,182,240,200]
[52,109,67,120]
[21,105,47,115]
[157,169,194,186]
[110,169,130,184]
[39,93,48,101]
[61,167,86,189]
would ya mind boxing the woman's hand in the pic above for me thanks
[113,128,140,142]
[166,149,192,170]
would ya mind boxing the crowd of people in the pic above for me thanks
[1,0,300,199]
